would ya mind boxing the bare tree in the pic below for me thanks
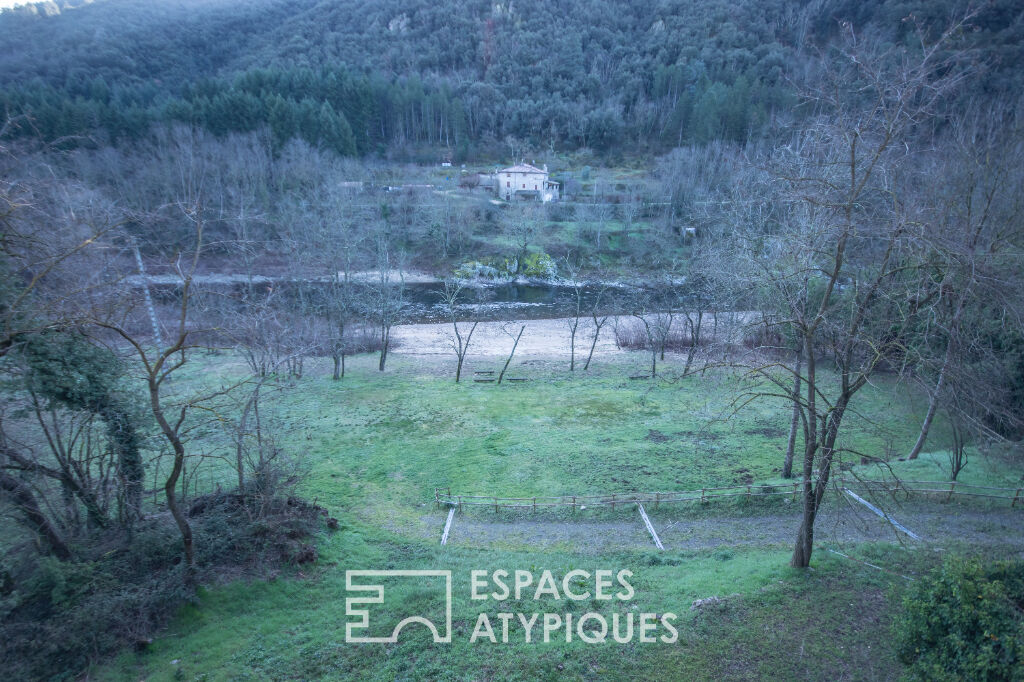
[503,205,541,274]
[583,280,612,372]
[95,207,238,586]
[627,293,660,378]
[724,21,971,568]
[439,280,479,383]
[214,134,271,300]
[497,324,525,384]
[363,237,407,372]
[906,106,1024,458]
[0,137,135,556]
[562,257,585,371]
[227,366,301,514]
[583,197,614,252]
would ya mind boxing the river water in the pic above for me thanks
[147,278,676,324]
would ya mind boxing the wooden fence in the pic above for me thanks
[434,478,1023,511]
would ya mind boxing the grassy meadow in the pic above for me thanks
[96,349,1021,680]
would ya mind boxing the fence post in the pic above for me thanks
[746,484,751,500]
[494,497,499,513]
[655,492,660,509]
[458,495,462,510]
[1013,488,1021,508]
[701,488,705,503]
[792,482,798,500]
[611,493,616,511]
[572,495,576,512]
[947,481,955,502]
[435,488,439,509]
[533,497,537,513]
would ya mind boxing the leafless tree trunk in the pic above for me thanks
[584,313,609,371]
[782,341,802,479]
[583,281,611,371]
[907,345,949,461]
[367,240,406,373]
[947,412,968,481]
[563,259,585,371]
[681,310,703,375]
[498,325,525,384]
[440,281,479,383]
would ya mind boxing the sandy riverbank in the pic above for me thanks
[391,313,750,357]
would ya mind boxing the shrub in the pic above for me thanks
[893,556,1024,681]
[614,318,695,352]
[522,252,557,278]
[455,252,557,280]
[454,260,502,280]
[0,492,335,680]
[545,202,574,222]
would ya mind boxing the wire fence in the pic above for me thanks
[434,477,1024,511]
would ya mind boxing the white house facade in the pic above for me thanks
[497,163,560,202]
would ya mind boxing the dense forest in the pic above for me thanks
[1,0,1022,158]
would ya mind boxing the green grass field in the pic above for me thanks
[95,350,1021,680]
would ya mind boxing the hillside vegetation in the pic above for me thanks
[1,0,1021,158]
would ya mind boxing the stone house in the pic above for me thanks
[497,163,560,202]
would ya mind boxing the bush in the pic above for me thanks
[455,252,558,280]
[454,260,502,280]
[893,556,1024,681]
[522,252,557,278]
[0,492,335,680]
[545,202,575,222]
[614,318,695,352]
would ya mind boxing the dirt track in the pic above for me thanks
[410,501,1024,554]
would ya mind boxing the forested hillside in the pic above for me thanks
[2,0,1021,158]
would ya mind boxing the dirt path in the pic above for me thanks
[415,502,1024,554]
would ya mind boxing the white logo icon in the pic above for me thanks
[345,570,453,643]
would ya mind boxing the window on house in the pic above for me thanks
[534,185,538,190]
[522,184,525,188]
[507,181,510,187]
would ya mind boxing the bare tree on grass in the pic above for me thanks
[626,288,661,378]
[497,324,525,384]
[677,265,720,375]
[563,258,585,371]
[439,280,478,383]
[583,280,612,371]
[325,272,358,380]
[229,286,287,378]
[226,366,304,516]
[363,238,407,372]
[287,186,367,381]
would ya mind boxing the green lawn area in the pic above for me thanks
[94,350,1018,680]
[170,351,945,526]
